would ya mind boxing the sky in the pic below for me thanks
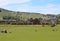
[0,0,60,14]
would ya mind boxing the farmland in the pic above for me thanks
[0,25,60,41]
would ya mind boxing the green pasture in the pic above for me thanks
[0,25,60,41]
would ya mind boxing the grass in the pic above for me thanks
[0,25,60,41]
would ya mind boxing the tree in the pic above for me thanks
[33,18,40,24]
[15,16,20,21]
[38,18,43,23]
[28,18,33,22]
[3,16,11,20]
[3,15,20,21]
[0,10,2,12]
[41,19,45,27]
[50,19,56,27]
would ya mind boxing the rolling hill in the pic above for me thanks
[0,8,51,20]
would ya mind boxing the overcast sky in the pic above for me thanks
[0,0,60,14]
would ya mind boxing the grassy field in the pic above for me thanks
[0,25,60,41]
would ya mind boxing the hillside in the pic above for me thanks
[0,8,50,20]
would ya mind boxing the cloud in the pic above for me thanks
[39,4,60,14]
[15,4,60,14]
[1,3,60,15]
[17,4,59,14]
[35,0,55,3]
[0,0,30,6]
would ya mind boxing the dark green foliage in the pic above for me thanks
[33,18,40,24]
[0,10,2,12]
[28,18,33,22]
[3,16,12,20]
[3,15,20,21]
